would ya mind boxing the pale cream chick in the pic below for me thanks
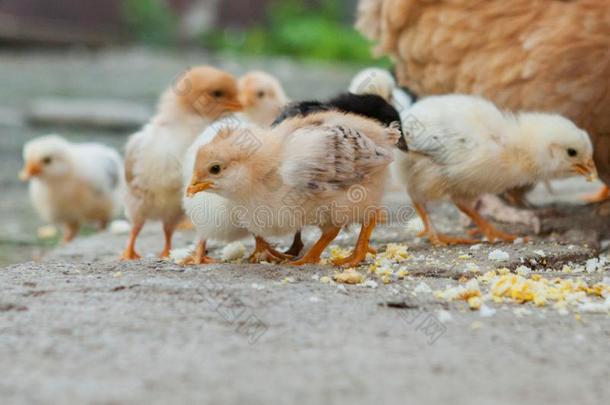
[20,135,124,243]
[395,94,596,246]
[180,117,251,265]
[122,66,242,260]
[186,111,400,267]
[181,72,291,265]
[238,71,289,127]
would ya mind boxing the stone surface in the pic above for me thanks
[1,48,609,405]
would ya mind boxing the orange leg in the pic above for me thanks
[62,222,79,244]
[121,221,144,260]
[176,217,195,230]
[290,227,341,266]
[583,185,609,203]
[249,236,293,263]
[414,202,477,246]
[159,221,177,258]
[456,202,518,243]
[333,215,378,267]
[179,240,217,265]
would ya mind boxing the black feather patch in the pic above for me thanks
[272,92,408,152]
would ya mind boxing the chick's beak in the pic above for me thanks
[238,92,254,109]
[572,159,598,182]
[221,98,243,112]
[19,161,42,181]
[186,175,214,197]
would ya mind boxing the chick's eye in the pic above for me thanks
[209,165,221,175]
[42,156,52,165]
[212,90,224,98]
[567,148,578,157]
[257,91,265,99]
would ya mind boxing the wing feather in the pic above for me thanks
[280,125,395,194]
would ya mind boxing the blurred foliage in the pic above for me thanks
[202,0,389,65]
[121,0,387,65]
[122,0,177,46]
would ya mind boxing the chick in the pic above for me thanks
[348,67,416,116]
[20,135,123,243]
[186,111,401,267]
[122,66,242,260]
[180,117,251,265]
[272,92,407,257]
[395,94,596,246]
[238,71,289,127]
[179,72,291,265]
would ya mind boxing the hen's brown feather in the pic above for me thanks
[357,0,610,182]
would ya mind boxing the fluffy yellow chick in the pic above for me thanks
[122,66,242,260]
[395,94,596,246]
[238,71,289,127]
[20,135,124,243]
[186,111,400,267]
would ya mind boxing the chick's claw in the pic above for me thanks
[121,248,141,261]
[249,237,292,264]
[178,241,217,266]
[582,185,610,203]
[427,233,479,247]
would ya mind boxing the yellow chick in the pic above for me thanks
[185,111,400,267]
[122,66,242,260]
[395,94,596,246]
[20,135,124,243]
[238,71,289,127]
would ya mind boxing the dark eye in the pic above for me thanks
[257,91,265,99]
[567,148,578,157]
[212,90,224,98]
[209,164,221,175]
[42,156,52,165]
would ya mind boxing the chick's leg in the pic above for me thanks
[121,220,144,260]
[160,221,178,258]
[333,214,378,267]
[179,240,217,265]
[583,185,610,203]
[414,203,477,246]
[290,227,341,266]
[249,236,292,263]
[456,202,518,243]
[62,222,79,244]
[284,231,304,257]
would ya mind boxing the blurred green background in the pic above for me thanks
[0,0,388,66]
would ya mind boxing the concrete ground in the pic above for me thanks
[1,49,609,405]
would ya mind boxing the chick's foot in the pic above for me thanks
[427,233,478,247]
[583,185,609,203]
[290,227,341,266]
[333,218,377,267]
[121,223,143,261]
[179,240,216,265]
[249,236,292,263]
[457,203,519,243]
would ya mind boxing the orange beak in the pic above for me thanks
[186,178,214,197]
[572,159,598,182]
[221,99,243,112]
[19,161,42,181]
[238,92,255,109]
